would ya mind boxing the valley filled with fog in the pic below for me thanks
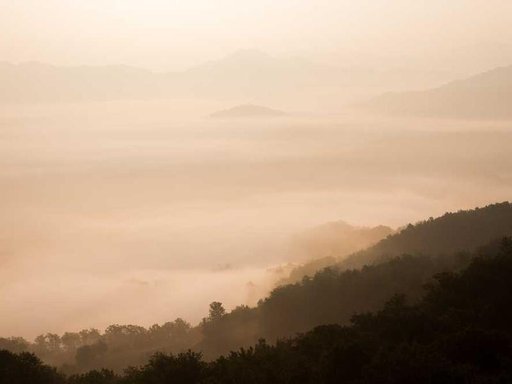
[1,100,511,338]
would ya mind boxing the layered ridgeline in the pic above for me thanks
[0,50,449,105]
[361,64,512,119]
[4,238,512,383]
[287,202,512,281]
[342,202,512,269]
[281,222,393,285]
[1,203,512,373]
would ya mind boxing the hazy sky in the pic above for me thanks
[2,0,512,339]
[2,0,512,71]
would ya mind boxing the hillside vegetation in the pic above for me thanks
[3,238,512,383]
[342,202,512,269]
[283,202,512,285]
[1,203,511,373]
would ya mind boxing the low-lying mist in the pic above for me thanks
[1,100,511,338]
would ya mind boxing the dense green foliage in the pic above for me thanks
[3,238,512,383]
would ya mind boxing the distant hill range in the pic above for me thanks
[362,64,512,119]
[0,62,160,103]
[210,104,286,118]
[0,50,451,106]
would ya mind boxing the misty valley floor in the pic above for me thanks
[1,100,512,337]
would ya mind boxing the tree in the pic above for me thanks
[75,341,107,370]
[67,369,118,384]
[0,350,63,384]
[0,337,29,353]
[207,302,226,321]
[34,333,62,355]
[61,333,82,352]
[78,329,101,346]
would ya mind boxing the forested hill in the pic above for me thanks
[341,202,512,270]
[1,203,511,373]
[4,238,512,383]
[196,203,512,357]
[284,202,512,283]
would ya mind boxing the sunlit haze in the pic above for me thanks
[3,0,512,72]
[1,3,512,378]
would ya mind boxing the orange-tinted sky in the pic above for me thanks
[2,0,512,71]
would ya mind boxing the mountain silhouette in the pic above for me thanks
[0,51,451,105]
[341,202,512,269]
[362,64,512,119]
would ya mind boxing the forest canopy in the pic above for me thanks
[2,203,511,375]
[2,237,512,383]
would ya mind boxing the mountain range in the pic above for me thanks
[362,64,512,119]
[0,50,451,108]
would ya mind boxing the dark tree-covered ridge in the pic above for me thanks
[2,202,511,372]
[3,238,512,383]
[342,201,512,268]
[284,201,512,283]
